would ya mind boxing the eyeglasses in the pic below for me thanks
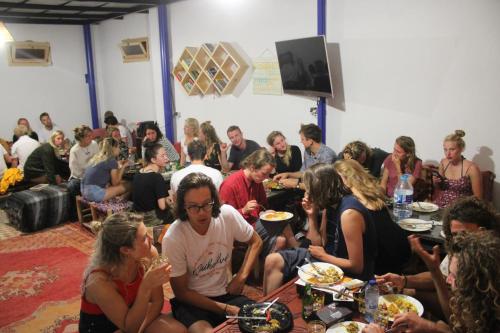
[185,201,214,214]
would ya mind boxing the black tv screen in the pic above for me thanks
[275,36,333,98]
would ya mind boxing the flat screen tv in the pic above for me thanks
[275,36,333,98]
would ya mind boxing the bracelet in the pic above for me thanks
[224,303,228,314]
[296,181,301,189]
[402,275,408,289]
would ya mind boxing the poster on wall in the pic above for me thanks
[252,56,282,95]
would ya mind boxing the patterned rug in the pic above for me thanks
[0,222,263,332]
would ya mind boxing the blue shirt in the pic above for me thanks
[300,143,337,171]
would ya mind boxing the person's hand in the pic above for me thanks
[143,263,171,289]
[375,273,405,291]
[432,175,442,184]
[55,175,63,185]
[279,178,298,189]
[227,274,246,295]
[243,200,259,214]
[301,195,317,217]
[362,323,385,333]
[309,245,327,261]
[224,304,240,316]
[392,154,402,173]
[118,159,130,169]
[220,143,229,153]
[392,312,436,333]
[408,235,441,272]
[273,173,289,181]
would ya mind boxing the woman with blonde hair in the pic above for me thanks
[434,130,482,208]
[12,118,38,142]
[380,136,422,197]
[266,131,302,174]
[180,117,199,167]
[334,159,411,274]
[199,121,229,171]
[81,137,130,203]
[79,212,186,333]
[24,130,68,184]
[107,126,128,161]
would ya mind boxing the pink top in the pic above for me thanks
[383,154,422,197]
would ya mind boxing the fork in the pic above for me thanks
[296,266,322,279]
[304,257,323,275]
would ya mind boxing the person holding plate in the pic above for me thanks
[263,163,377,295]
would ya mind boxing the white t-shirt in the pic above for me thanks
[38,124,61,143]
[162,204,253,297]
[0,145,8,178]
[69,141,99,179]
[170,163,224,192]
[10,135,40,170]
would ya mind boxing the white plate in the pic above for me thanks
[440,230,446,238]
[412,202,439,213]
[327,321,366,333]
[260,211,293,222]
[398,218,433,232]
[379,294,424,321]
[298,262,344,287]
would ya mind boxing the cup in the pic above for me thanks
[307,320,326,333]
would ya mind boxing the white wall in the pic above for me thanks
[0,24,90,139]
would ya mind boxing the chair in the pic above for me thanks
[75,195,95,230]
[482,170,496,202]
[174,141,181,155]
[92,128,107,142]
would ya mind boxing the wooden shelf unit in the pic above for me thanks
[172,42,248,96]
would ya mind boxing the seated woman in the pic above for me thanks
[24,130,69,185]
[68,125,99,195]
[79,212,186,333]
[341,140,388,178]
[133,143,172,228]
[263,163,377,295]
[363,230,500,333]
[179,117,199,167]
[434,130,482,208]
[107,126,129,161]
[199,121,229,171]
[334,159,411,274]
[81,137,130,203]
[380,136,422,197]
[266,131,302,174]
[142,123,179,163]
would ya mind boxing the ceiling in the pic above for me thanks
[0,0,177,25]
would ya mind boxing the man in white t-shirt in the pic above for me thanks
[162,172,262,331]
[38,112,61,143]
[170,140,223,193]
[10,125,40,171]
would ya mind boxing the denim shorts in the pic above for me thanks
[82,184,106,202]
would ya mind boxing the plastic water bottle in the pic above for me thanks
[364,279,379,323]
[393,174,413,220]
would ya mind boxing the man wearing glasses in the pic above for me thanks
[162,172,262,332]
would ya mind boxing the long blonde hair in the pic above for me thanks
[333,159,386,210]
[185,117,199,138]
[89,137,118,167]
[49,130,65,156]
[266,131,292,167]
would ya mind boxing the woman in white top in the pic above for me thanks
[180,118,199,167]
[68,125,99,195]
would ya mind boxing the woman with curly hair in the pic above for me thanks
[434,130,482,208]
[380,136,422,197]
[334,159,411,274]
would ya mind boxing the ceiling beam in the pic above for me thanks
[77,0,167,4]
[0,2,146,13]
[0,11,107,20]
[0,17,95,25]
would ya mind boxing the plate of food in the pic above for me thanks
[327,321,366,333]
[298,262,344,287]
[378,294,423,321]
[412,202,439,213]
[263,179,284,190]
[260,211,293,222]
[238,302,293,333]
[398,218,433,232]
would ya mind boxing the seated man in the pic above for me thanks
[170,140,223,194]
[162,173,262,332]
[274,123,336,190]
[219,149,299,258]
[226,125,260,171]
[38,112,61,143]
[376,196,500,320]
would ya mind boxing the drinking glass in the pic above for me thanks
[307,320,326,333]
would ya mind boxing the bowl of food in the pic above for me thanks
[238,302,293,333]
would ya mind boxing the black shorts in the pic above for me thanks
[170,294,255,328]
[279,247,312,282]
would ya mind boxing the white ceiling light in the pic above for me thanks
[0,21,14,43]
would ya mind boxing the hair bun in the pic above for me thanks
[455,129,465,138]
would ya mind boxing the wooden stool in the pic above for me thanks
[75,195,96,231]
